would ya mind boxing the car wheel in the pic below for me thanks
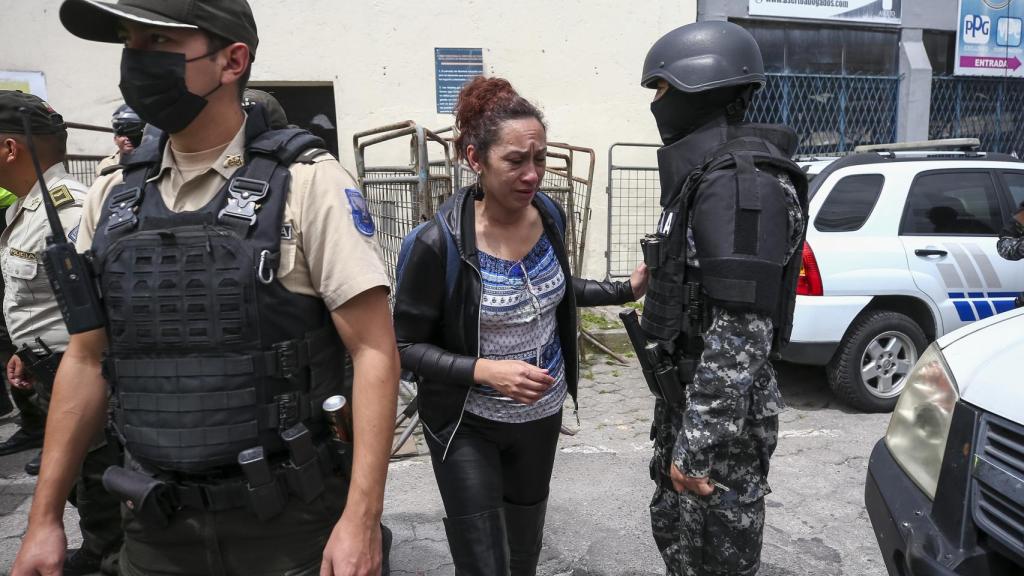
[827,310,927,413]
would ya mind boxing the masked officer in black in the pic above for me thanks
[13,1,399,575]
[629,22,808,576]
[95,105,145,177]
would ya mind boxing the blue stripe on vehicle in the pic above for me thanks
[954,301,976,322]
[972,300,994,319]
[988,292,1019,298]
[968,292,985,299]
[994,300,1017,313]
[949,292,966,299]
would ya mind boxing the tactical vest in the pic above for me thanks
[91,113,350,474]
[641,123,808,356]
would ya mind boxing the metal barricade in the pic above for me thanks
[353,121,453,292]
[606,142,660,280]
[930,76,1024,156]
[63,122,116,187]
[543,143,595,277]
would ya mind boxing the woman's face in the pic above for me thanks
[469,117,546,211]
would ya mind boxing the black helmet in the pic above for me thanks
[111,104,143,135]
[641,21,765,93]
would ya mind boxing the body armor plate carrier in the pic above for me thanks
[91,112,349,474]
[641,121,808,358]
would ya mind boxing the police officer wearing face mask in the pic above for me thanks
[629,22,808,576]
[13,2,400,575]
[95,104,145,177]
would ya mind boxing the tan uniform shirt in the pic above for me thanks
[2,164,87,354]
[77,121,390,311]
[94,152,119,177]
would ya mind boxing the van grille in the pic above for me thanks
[973,414,1024,559]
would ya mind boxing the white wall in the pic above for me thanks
[0,0,697,277]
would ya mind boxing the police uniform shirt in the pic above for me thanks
[76,120,390,312]
[94,152,119,177]
[1,164,86,354]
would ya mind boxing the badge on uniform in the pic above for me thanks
[68,224,80,243]
[48,185,75,208]
[345,188,375,237]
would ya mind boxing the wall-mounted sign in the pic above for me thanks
[0,70,47,99]
[955,0,1024,77]
[435,48,483,115]
[748,0,901,25]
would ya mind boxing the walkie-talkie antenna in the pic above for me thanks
[18,107,68,245]
[15,106,107,334]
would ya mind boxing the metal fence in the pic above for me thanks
[930,76,1024,156]
[63,122,115,187]
[352,121,454,293]
[541,143,595,276]
[748,73,900,155]
[606,143,660,280]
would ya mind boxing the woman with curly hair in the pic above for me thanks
[393,77,647,575]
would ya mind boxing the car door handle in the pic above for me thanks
[915,249,948,257]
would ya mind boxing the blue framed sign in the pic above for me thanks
[435,48,484,114]
[956,0,1024,77]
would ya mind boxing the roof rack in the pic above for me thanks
[853,138,981,153]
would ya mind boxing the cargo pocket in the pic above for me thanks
[749,364,784,420]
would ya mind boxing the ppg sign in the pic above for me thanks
[965,14,993,44]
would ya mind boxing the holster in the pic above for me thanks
[102,465,174,528]
[16,338,62,390]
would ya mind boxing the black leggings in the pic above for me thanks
[428,410,562,517]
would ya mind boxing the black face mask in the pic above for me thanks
[650,87,730,146]
[119,48,223,134]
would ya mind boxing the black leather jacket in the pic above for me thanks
[393,185,635,453]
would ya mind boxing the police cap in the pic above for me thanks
[59,0,259,59]
[0,91,67,135]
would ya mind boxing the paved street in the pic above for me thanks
[0,356,891,575]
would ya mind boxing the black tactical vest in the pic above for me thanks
[641,119,808,355]
[91,113,350,474]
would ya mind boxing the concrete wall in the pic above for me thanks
[0,0,697,278]
[698,0,958,30]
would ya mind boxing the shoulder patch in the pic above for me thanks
[49,185,75,208]
[68,224,80,243]
[345,188,375,237]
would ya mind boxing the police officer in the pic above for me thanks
[95,104,145,176]
[13,1,399,575]
[0,90,125,575]
[634,22,808,576]
[242,89,290,130]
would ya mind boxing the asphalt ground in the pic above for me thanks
[0,359,892,575]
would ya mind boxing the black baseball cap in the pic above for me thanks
[59,0,259,58]
[0,91,67,135]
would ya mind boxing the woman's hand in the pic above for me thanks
[630,263,649,300]
[474,359,555,405]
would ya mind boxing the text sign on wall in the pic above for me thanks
[748,0,902,25]
[955,0,1024,77]
[435,48,484,114]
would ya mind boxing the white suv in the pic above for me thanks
[782,142,1024,412]
[866,307,1024,574]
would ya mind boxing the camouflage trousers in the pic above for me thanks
[649,401,779,576]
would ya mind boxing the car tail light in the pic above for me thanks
[797,242,823,296]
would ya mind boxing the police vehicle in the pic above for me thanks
[782,139,1024,411]
[865,306,1024,575]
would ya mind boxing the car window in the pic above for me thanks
[814,174,885,232]
[901,171,1002,236]
[1003,172,1024,212]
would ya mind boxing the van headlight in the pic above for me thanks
[884,343,959,500]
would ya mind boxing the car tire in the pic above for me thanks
[827,310,927,413]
